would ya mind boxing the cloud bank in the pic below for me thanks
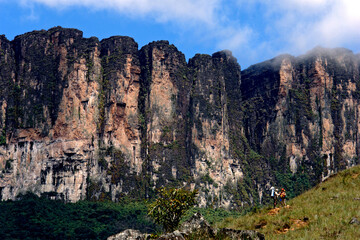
[240,0,360,53]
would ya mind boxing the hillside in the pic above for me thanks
[218,165,360,239]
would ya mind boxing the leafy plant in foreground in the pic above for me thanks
[148,187,198,232]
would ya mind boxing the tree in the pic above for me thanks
[148,187,198,232]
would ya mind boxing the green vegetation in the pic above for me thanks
[225,138,272,208]
[148,187,198,232]
[3,159,13,173]
[289,87,313,121]
[4,166,357,240]
[200,173,214,185]
[92,146,154,201]
[0,192,159,240]
[97,67,109,138]
[218,165,360,239]
[106,147,128,184]
[7,84,23,128]
[274,169,311,199]
[183,207,244,226]
[0,129,6,145]
[85,53,94,82]
[268,155,313,199]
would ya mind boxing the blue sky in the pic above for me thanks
[1,0,359,69]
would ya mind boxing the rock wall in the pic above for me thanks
[188,52,245,207]
[0,27,359,208]
[242,48,360,194]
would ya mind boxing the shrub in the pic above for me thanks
[148,187,198,232]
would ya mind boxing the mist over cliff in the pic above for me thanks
[0,27,359,208]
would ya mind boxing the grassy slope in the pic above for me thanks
[217,165,360,239]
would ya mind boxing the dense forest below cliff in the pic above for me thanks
[0,193,157,239]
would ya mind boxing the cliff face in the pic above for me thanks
[0,27,359,207]
[242,48,360,194]
[139,41,192,191]
[188,52,247,207]
[0,28,143,202]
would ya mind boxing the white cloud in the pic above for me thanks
[316,0,360,43]
[241,0,360,54]
[19,0,221,25]
[276,0,331,11]
[217,26,253,51]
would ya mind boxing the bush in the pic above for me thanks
[148,187,198,232]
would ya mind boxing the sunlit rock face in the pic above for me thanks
[0,28,143,202]
[0,28,359,208]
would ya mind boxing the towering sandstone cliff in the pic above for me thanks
[0,27,359,207]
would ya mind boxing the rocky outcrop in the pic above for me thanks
[178,212,215,237]
[156,231,186,240]
[0,27,359,208]
[107,213,265,240]
[178,212,264,239]
[107,229,146,240]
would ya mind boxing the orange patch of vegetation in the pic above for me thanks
[352,173,359,179]
[268,205,291,216]
[275,217,309,234]
[276,223,291,234]
[290,218,309,230]
[268,207,281,216]
[254,219,267,229]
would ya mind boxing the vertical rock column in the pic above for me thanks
[95,36,143,201]
[139,41,192,191]
[188,51,246,207]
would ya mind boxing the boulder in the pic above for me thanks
[107,229,145,240]
[217,228,265,240]
[156,230,186,240]
[178,212,215,237]
[349,217,360,225]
